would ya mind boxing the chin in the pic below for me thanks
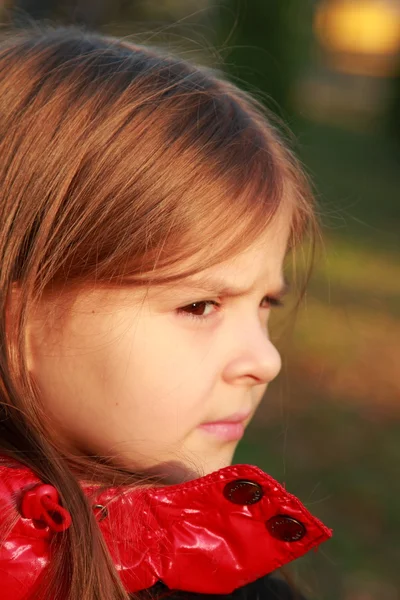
[201,445,237,476]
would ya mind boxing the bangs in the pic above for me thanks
[15,32,317,294]
[124,94,314,287]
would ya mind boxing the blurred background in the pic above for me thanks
[1,1,399,599]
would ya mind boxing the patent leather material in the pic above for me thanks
[0,457,332,599]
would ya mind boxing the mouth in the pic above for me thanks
[198,410,252,442]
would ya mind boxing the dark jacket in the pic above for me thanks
[146,574,308,600]
[0,457,331,599]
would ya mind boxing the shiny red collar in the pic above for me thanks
[0,459,332,598]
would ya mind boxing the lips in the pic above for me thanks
[202,410,252,426]
[198,410,252,442]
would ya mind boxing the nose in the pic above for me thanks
[222,320,282,386]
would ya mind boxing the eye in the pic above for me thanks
[177,300,220,321]
[177,296,284,322]
[261,296,284,309]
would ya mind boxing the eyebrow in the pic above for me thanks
[174,274,291,299]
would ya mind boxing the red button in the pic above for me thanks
[223,479,264,505]
[21,484,72,532]
[266,514,306,542]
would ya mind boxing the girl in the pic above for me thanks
[0,24,332,600]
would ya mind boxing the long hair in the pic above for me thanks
[0,23,319,599]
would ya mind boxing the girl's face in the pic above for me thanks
[25,216,290,479]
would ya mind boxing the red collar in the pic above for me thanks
[0,459,332,598]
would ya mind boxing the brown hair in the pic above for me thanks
[0,23,318,600]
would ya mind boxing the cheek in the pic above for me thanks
[86,318,214,439]
[32,305,218,456]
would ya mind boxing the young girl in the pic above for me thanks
[0,24,332,600]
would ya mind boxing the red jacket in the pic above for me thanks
[0,456,332,599]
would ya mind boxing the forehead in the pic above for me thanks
[156,212,291,298]
[196,223,288,281]
[233,215,290,260]
[206,208,290,266]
